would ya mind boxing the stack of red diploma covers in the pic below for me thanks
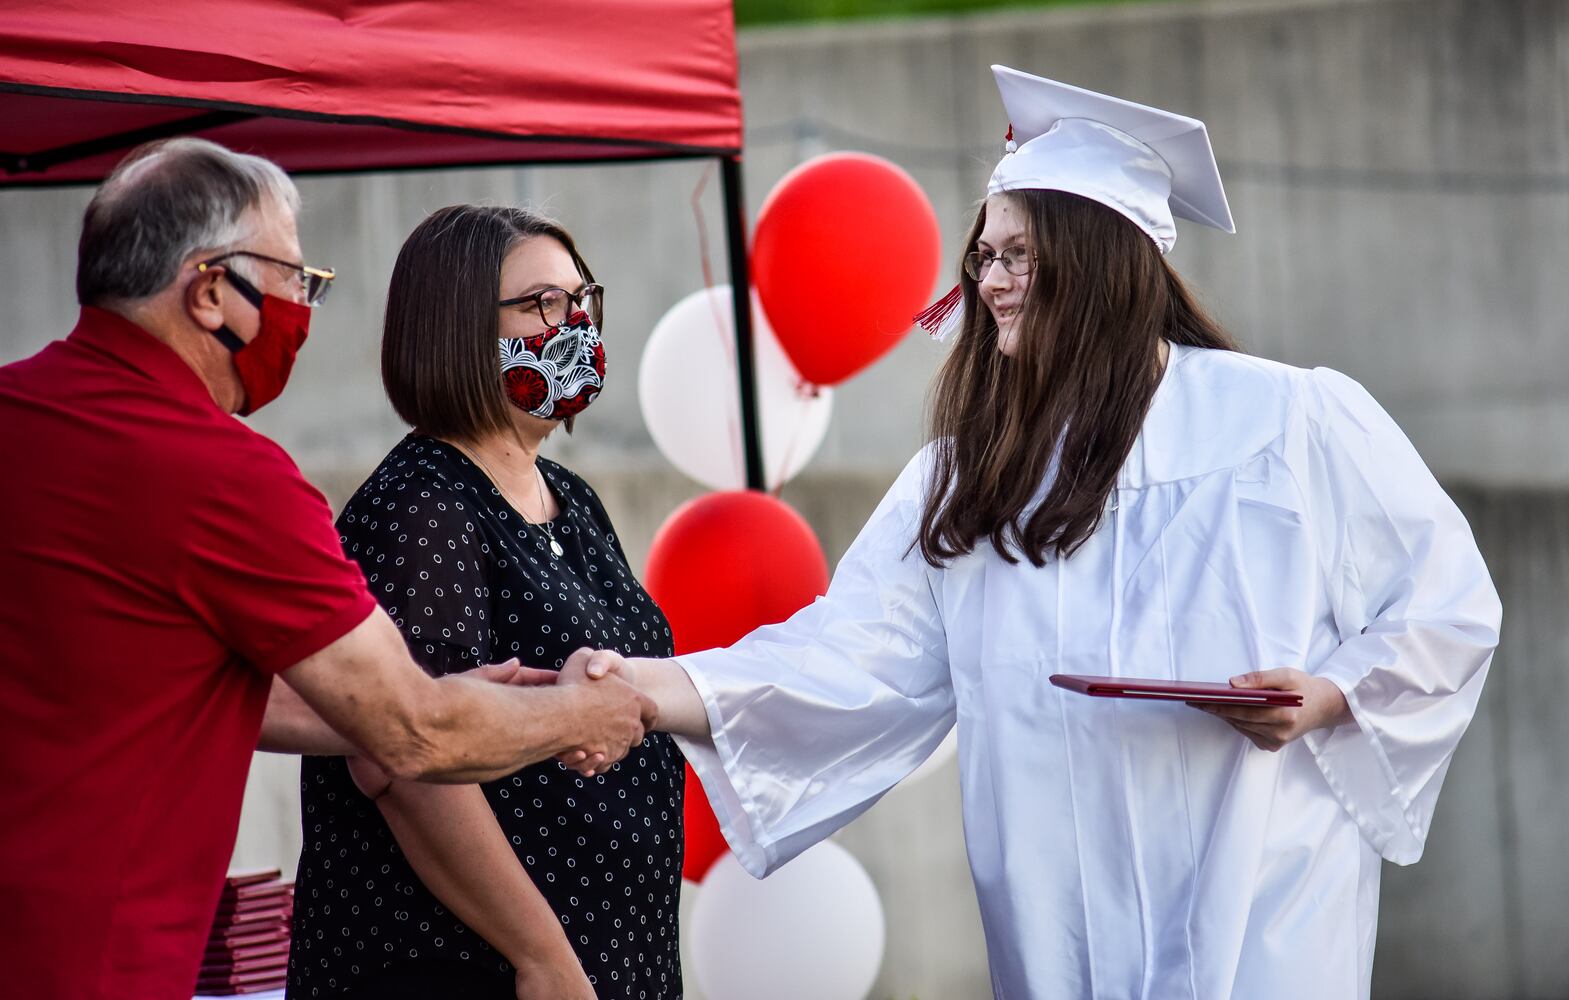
[194,869,293,996]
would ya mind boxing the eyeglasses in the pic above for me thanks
[499,283,604,329]
[197,251,336,307]
[963,246,1037,281]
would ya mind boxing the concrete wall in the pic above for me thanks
[3,0,1566,996]
[1397,487,1569,1000]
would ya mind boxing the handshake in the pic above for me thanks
[475,647,653,778]
[549,648,652,777]
[343,646,702,801]
[346,646,652,803]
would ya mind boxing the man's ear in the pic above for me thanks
[185,263,227,334]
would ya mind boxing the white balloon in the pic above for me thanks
[690,841,884,1000]
[640,285,833,491]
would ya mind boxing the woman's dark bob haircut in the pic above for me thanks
[382,205,595,442]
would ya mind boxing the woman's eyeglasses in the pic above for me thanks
[963,246,1037,281]
[499,283,604,329]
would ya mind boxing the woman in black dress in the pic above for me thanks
[288,206,683,999]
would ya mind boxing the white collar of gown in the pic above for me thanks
[1118,341,1299,489]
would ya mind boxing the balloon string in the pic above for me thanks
[691,164,746,488]
[697,162,823,498]
[691,161,719,293]
[769,380,820,498]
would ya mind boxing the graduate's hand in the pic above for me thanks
[579,647,634,684]
[591,652,712,741]
[1192,668,1353,752]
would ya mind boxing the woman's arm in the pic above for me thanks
[347,757,594,1000]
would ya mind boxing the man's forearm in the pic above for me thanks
[282,613,650,783]
[288,612,649,784]
[395,678,586,782]
[262,666,575,772]
[278,667,583,783]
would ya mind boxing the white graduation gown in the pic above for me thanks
[673,344,1500,1000]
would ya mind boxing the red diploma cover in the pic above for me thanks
[1049,674,1304,707]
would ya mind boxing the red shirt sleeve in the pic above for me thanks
[176,433,377,674]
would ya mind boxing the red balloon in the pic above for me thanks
[646,491,828,881]
[751,152,942,386]
[644,490,829,655]
[682,763,727,881]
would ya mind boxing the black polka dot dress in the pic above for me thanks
[288,434,683,999]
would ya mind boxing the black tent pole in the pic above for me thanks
[720,154,767,491]
[0,110,255,176]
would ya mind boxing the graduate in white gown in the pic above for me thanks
[596,66,1501,999]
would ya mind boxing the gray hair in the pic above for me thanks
[76,137,301,307]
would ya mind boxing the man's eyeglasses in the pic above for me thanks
[963,246,1037,282]
[197,251,336,307]
[499,283,604,329]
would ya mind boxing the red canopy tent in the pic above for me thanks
[0,0,768,484]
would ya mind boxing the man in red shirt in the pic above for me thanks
[0,138,652,999]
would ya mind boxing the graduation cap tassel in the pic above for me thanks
[914,282,964,342]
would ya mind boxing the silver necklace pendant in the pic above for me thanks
[454,443,564,558]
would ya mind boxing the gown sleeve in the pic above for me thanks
[672,449,955,878]
[1298,368,1502,865]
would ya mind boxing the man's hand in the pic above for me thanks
[1193,668,1354,752]
[554,648,649,775]
[554,647,656,778]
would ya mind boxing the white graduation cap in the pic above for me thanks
[916,66,1235,340]
[988,64,1234,254]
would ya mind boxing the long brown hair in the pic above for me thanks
[918,190,1236,568]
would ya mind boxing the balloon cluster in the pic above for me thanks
[638,152,944,999]
[640,152,943,492]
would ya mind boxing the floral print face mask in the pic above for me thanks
[498,310,606,420]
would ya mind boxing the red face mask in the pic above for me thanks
[210,272,312,416]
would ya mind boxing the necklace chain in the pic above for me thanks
[454,442,563,558]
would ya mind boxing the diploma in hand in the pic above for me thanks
[1049,674,1304,707]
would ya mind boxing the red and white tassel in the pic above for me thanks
[1004,123,1017,154]
[914,282,964,342]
